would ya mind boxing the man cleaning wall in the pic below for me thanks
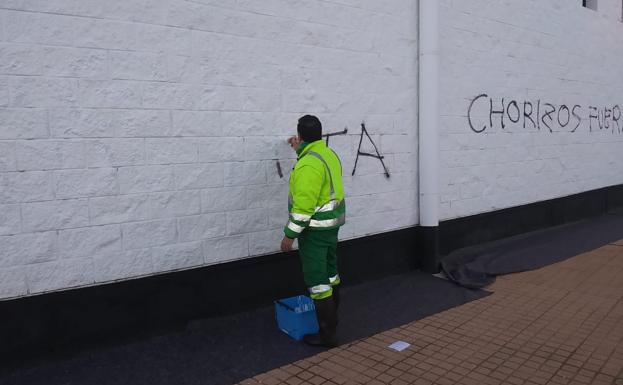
[280,115,346,348]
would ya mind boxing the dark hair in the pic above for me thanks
[297,115,322,142]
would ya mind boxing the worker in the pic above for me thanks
[280,115,346,348]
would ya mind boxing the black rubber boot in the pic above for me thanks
[333,285,340,326]
[333,285,340,310]
[303,296,337,348]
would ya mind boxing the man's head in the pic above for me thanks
[297,115,322,143]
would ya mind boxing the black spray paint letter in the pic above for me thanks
[541,103,555,133]
[523,101,535,129]
[557,105,570,128]
[468,94,488,133]
[490,98,506,129]
[352,122,390,178]
[571,105,582,133]
[507,100,520,124]
[588,107,598,132]
[613,105,621,133]
[322,128,348,146]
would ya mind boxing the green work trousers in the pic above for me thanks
[297,228,340,299]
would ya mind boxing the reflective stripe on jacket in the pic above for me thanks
[284,140,346,239]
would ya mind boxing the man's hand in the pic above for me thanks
[281,236,295,252]
[287,136,301,152]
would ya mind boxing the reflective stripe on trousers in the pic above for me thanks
[309,284,333,300]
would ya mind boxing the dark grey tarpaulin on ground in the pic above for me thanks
[441,211,623,289]
[0,272,485,385]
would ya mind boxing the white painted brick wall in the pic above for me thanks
[122,219,177,250]
[151,241,203,271]
[21,199,89,232]
[89,194,150,225]
[0,171,54,203]
[16,140,87,171]
[439,0,623,220]
[53,168,119,198]
[0,109,48,139]
[59,225,122,258]
[0,0,418,299]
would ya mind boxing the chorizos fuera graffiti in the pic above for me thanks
[468,94,622,134]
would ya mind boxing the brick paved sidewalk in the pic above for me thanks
[238,240,623,385]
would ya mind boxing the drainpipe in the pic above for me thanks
[418,0,440,273]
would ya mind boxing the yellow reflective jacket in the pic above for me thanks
[284,140,346,239]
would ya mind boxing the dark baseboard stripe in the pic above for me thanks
[439,184,623,256]
[416,226,439,273]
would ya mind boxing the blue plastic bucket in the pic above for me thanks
[274,295,319,340]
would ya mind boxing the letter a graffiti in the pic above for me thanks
[352,122,390,178]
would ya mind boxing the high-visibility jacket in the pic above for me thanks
[284,140,346,239]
